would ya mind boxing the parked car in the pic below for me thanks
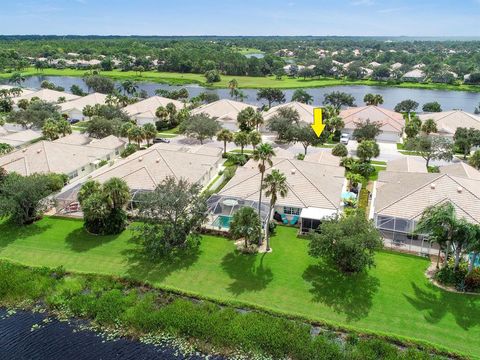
[68,119,80,124]
[340,133,350,145]
[153,137,170,144]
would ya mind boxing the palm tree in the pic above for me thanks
[56,119,72,137]
[102,177,131,210]
[120,122,135,143]
[42,119,59,141]
[233,131,249,155]
[155,106,168,121]
[228,79,238,98]
[229,206,262,249]
[216,129,233,156]
[9,72,25,87]
[262,169,288,251]
[128,126,145,148]
[143,123,157,146]
[252,143,276,244]
[117,80,138,96]
[421,118,437,135]
[252,111,264,132]
[249,131,262,150]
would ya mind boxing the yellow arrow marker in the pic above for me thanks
[311,108,326,137]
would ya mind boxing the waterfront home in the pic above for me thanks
[13,88,80,104]
[263,101,316,127]
[0,85,36,97]
[59,92,108,121]
[207,157,346,234]
[339,105,405,142]
[190,99,255,132]
[0,136,125,180]
[418,110,480,137]
[402,69,426,82]
[123,96,184,126]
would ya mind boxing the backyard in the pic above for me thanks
[0,217,478,358]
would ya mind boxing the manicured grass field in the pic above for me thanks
[0,217,478,357]
[2,67,480,92]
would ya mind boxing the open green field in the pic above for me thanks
[2,67,480,92]
[0,217,478,358]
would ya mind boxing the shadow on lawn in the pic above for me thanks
[65,227,121,252]
[221,251,273,296]
[122,245,201,283]
[0,219,52,250]
[302,263,379,322]
[405,282,480,330]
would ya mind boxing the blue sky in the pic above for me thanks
[1,0,480,36]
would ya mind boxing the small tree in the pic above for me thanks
[234,131,250,154]
[216,129,234,156]
[394,99,419,121]
[422,102,442,113]
[405,135,453,168]
[323,91,356,110]
[256,88,286,108]
[180,114,220,144]
[205,69,221,83]
[79,178,130,235]
[309,210,383,273]
[289,125,327,155]
[352,119,382,141]
[248,131,262,150]
[469,150,480,169]
[332,143,348,157]
[356,140,380,162]
[128,125,145,148]
[454,127,480,159]
[237,106,258,132]
[133,177,207,258]
[229,207,262,250]
[421,118,438,135]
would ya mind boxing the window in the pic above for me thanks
[68,171,78,179]
[283,206,300,215]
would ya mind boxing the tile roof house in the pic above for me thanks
[419,110,480,136]
[386,157,427,173]
[371,164,480,253]
[303,150,341,166]
[0,85,36,97]
[59,92,108,121]
[0,129,42,147]
[263,101,316,126]
[13,89,80,104]
[81,143,222,191]
[402,69,426,82]
[0,137,125,180]
[208,157,346,233]
[123,96,184,126]
[190,99,255,132]
[339,105,405,142]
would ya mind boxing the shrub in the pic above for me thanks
[332,143,348,157]
[121,143,137,158]
[435,264,467,288]
[465,269,480,292]
[227,152,248,166]
[296,153,305,160]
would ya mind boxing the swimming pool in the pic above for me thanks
[212,215,232,229]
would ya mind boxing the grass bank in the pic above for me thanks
[0,217,478,358]
[2,68,480,91]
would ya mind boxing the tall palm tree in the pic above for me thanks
[9,72,25,87]
[155,106,168,121]
[253,111,264,132]
[228,78,238,98]
[120,122,135,143]
[143,123,157,146]
[252,143,276,244]
[262,169,288,251]
[56,119,72,137]
[249,131,262,150]
[42,119,59,141]
[216,129,233,156]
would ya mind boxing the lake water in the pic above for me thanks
[4,75,480,112]
[0,308,224,360]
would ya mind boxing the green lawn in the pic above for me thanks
[0,217,478,358]
[3,67,480,91]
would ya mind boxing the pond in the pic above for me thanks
[4,75,480,112]
[0,308,224,360]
